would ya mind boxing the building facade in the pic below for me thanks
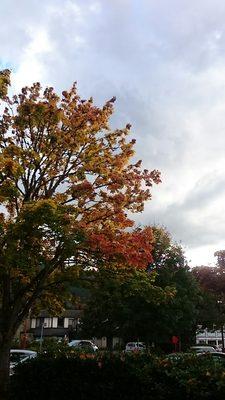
[21,310,82,342]
[20,310,123,349]
[196,328,224,348]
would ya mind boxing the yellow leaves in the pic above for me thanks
[0,80,160,218]
[0,181,19,203]
[53,193,68,203]
[15,100,62,131]
[23,199,58,221]
[0,69,10,98]
[39,292,66,315]
[0,80,161,272]
[11,268,31,285]
[0,156,23,178]
[32,199,58,211]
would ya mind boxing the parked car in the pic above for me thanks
[166,351,225,366]
[68,340,98,352]
[190,345,215,353]
[166,352,186,361]
[197,351,225,364]
[10,349,37,375]
[125,342,146,352]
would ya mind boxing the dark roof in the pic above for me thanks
[34,309,83,318]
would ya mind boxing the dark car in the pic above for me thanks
[10,349,37,375]
[197,351,225,364]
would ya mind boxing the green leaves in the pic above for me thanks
[81,266,174,341]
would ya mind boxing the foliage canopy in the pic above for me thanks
[0,73,161,396]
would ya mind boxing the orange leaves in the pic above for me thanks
[0,80,161,271]
[88,226,154,269]
[0,81,161,214]
[71,180,94,202]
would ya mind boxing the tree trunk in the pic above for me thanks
[0,274,13,400]
[0,339,11,400]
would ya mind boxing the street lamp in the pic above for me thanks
[39,322,47,352]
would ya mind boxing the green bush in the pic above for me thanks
[27,337,70,355]
[10,352,225,400]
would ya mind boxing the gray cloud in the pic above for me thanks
[137,171,225,248]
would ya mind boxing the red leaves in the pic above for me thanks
[88,226,154,269]
[71,180,94,199]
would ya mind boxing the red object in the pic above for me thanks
[171,336,179,344]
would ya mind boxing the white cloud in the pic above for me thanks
[2,0,225,266]
[89,2,101,14]
[13,28,53,90]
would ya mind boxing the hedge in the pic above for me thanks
[10,352,225,400]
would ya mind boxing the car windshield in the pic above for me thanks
[10,353,28,363]
[79,341,92,348]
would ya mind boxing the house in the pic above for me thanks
[21,309,83,342]
[20,310,123,349]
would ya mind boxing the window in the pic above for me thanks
[208,340,216,345]
[31,319,36,329]
[35,317,44,328]
[10,353,28,363]
[44,318,52,328]
[68,318,75,328]
[57,317,64,328]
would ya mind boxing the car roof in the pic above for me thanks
[198,351,225,356]
[126,342,145,345]
[10,349,37,355]
[68,340,81,343]
[68,340,94,345]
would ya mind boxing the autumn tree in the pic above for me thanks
[0,72,161,398]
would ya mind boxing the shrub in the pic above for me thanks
[10,352,225,400]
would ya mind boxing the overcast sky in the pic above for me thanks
[1,0,225,266]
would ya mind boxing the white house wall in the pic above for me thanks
[64,318,69,328]
[52,317,58,328]
[196,329,223,347]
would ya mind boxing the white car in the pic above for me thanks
[68,340,98,352]
[190,346,215,353]
[125,342,146,352]
[10,349,37,375]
